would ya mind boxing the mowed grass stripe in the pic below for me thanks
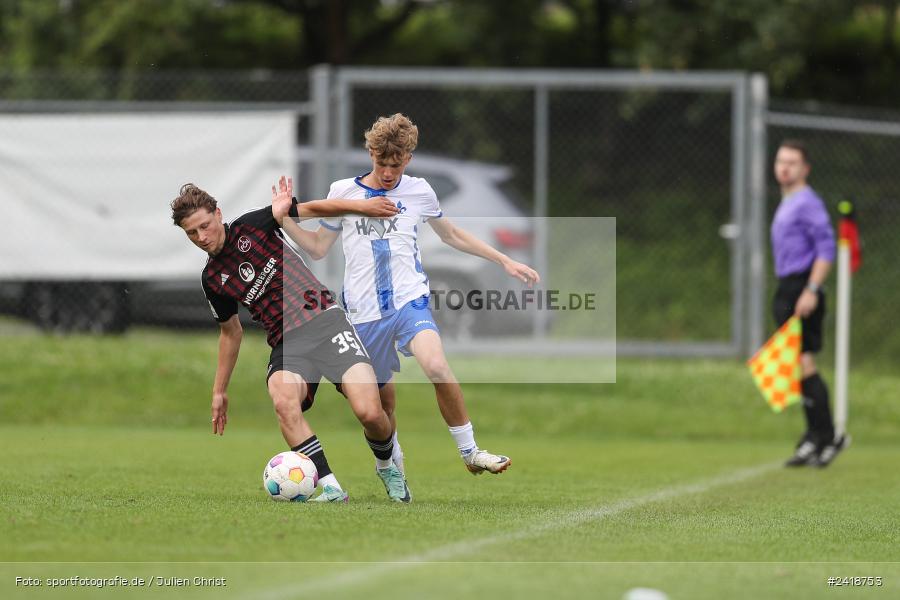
[251,461,780,598]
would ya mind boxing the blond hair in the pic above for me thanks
[364,113,418,162]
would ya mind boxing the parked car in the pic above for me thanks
[0,150,536,338]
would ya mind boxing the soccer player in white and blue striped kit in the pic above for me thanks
[282,114,539,490]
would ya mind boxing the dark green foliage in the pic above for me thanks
[1,1,898,106]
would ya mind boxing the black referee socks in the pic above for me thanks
[801,373,835,444]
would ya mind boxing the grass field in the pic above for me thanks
[2,325,899,599]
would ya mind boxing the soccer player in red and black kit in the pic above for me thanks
[170,177,412,503]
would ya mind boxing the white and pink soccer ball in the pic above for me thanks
[263,451,318,502]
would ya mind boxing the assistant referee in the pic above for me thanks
[771,139,848,468]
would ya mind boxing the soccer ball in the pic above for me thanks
[262,451,318,502]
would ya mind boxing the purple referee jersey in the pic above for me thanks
[202,203,336,347]
[770,185,836,278]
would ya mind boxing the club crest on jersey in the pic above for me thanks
[238,262,255,282]
[354,217,399,239]
[238,236,252,252]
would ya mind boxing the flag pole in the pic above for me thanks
[833,237,850,438]
[833,200,857,439]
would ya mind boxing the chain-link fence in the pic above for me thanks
[0,70,312,335]
[2,68,895,366]
[326,69,753,358]
[0,69,309,103]
[767,101,900,366]
[1,69,753,364]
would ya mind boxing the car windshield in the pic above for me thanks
[405,171,458,200]
[497,178,533,214]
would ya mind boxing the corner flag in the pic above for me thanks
[834,200,861,438]
[837,200,861,273]
[747,316,802,413]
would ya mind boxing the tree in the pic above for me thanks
[1,0,897,106]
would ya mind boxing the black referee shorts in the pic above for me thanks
[266,307,371,410]
[772,270,826,354]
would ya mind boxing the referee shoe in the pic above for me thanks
[784,438,818,467]
[813,435,850,468]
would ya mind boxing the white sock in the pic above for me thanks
[448,422,477,456]
[392,430,404,465]
[319,473,342,491]
[375,457,393,470]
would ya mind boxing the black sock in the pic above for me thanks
[800,396,816,441]
[292,435,332,478]
[802,373,835,444]
[365,433,394,461]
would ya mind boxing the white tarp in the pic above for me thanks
[0,111,296,279]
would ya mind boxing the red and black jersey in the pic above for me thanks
[202,202,337,347]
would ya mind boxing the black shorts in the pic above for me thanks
[772,270,826,354]
[267,307,370,410]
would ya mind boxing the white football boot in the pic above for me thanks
[463,449,511,475]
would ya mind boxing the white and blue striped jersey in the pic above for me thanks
[321,174,443,324]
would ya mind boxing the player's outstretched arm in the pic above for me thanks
[270,175,396,259]
[211,314,242,436]
[280,215,340,260]
[429,217,541,285]
[298,197,399,219]
[270,175,399,223]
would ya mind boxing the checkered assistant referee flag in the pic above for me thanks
[747,316,803,413]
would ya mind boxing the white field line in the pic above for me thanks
[249,461,780,599]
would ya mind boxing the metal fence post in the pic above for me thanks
[729,75,748,356]
[747,73,769,355]
[533,84,549,338]
[310,64,331,200]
